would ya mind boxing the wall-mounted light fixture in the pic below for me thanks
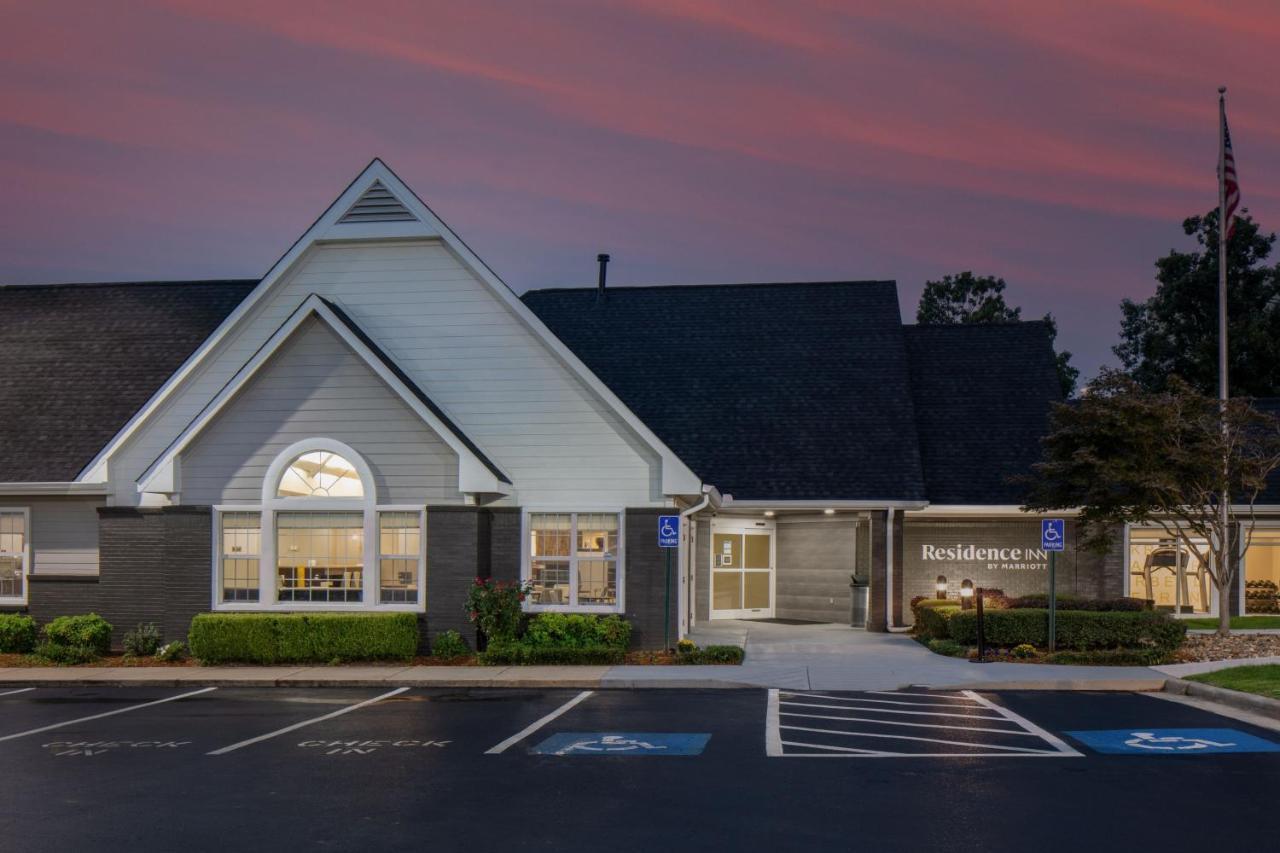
[764,511,775,518]
[960,579,974,609]
[823,508,836,516]
[935,575,947,599]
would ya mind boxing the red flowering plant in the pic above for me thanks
[465,578,533,644]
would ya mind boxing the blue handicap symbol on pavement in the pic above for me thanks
[658,515,680,548]
[532,732,710,756]
[1066,728,1280,755]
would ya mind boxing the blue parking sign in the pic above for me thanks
[658,515,679,548]
[1042,518,1065,552]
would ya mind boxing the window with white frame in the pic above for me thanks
[526,511,621,609]
[213,440,425,610]
[0,510,27,601]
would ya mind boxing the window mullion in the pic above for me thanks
[569,512,579,608]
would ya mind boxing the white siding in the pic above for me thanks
[29,497,103,575]
[179,316,461,505]
[113,241,663,507]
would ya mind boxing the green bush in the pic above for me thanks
[477,642,624,666]
[43,614,112,655]
[910,598,953,623]
[32,641,100,665]
[926,638,969,658]
[155,641,187,662]
[1007,594,1151,612]
[672,644,744,665]
[0,613,37,653]
[1011,643,1037,659]
[122,623,162,657]
[465,578,530,644]
[430,629,469,659]
[187,613,418,664]
[522,613,632,651]
[1045,647,1174,666]
[947,609,1185,651]
[915,604,961,639]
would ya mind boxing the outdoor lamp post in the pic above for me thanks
[960,579,974,609]
[935,575,948,599]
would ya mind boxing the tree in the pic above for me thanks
[917,271,1079,397]
[1021,370,1280,635]
[1116,210,1280,397]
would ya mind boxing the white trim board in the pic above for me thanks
[137,294,510,497]
[79,159,702,498]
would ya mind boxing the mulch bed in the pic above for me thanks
[0,653,195,668]
[1172,634,1280,663]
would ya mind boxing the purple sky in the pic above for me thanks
[3,1,1278,380]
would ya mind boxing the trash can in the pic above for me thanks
[849,574,869,628]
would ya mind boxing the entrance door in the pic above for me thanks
[710,520,774,619]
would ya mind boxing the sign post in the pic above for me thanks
[658,515,680,650]
[1042,519,1065,652]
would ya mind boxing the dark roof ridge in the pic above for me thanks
[524,279,896,295]
[0,278,259,291]
[906,318,1055,330]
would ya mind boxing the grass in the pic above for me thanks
[1180,615,1280,630]
[1187,664,1280,700]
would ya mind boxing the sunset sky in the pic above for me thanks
[2,1,1278,380]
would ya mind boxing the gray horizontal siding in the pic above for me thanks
[775,516,860,623]
[179,315,461,505]
[28,496,104,575]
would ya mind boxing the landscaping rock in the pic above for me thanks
[1174,634,1280,662]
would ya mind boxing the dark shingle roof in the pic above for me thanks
[904,322,1063,504]
[0,280,257,481]
[523,282,928,501]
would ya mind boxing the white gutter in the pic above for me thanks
[678,485,721,638]
[0,482,111,496]
[885,507,911,632]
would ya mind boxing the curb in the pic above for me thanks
[1162,677,1280,719]
[934,678,1168,692]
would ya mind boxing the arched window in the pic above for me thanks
[277,450,364,498]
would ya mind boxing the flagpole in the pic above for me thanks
[1217,86,1231,630]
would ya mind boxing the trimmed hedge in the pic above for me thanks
[478,643,624,665]
[521,613,632,650]
[947,609,1185,651]
[43,614,112,655]
[1006,594,1151,612]
[674,644,745,665]
[915,604,961,640]
[188,613,418,664]
[0,613,36,653]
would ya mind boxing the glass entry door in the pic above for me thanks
[710,520,774,619]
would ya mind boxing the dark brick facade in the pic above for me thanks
[623,508,679,649]
[25,575,102,624]
[425,506,484,651]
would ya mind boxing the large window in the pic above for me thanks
[0,510,27,601]
[1244,529,1280,614]
[1128,528,1212,614]
[213,441,424,611]
[526,511,621,610]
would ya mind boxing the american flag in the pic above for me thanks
[1222,111,1241,240]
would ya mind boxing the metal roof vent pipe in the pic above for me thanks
[596,253,610,303]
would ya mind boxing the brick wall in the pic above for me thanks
[25,576,102,624]
[425,506,483,651]
[624,508,678,649]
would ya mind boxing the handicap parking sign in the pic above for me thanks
[1066,728,1280,755]
[658,515,680,548]
[1041,518,1065,552]
[532,732,710,756]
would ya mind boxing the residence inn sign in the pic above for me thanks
[903,520,1072,601]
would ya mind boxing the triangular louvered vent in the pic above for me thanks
[338,180,418,223]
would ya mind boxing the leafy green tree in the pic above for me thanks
[1022,370,1280,636]
[916,271,1079,397]
[1116,210,1280,397]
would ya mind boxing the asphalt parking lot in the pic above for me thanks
[1,685,1275,852]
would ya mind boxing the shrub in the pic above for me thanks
[673,644,745,665]
[948,609,1185,651]
[1045,647,1174,666]
[676,638,696,654]
[1006,594,1151,612]
[122,623,162,657]
[430,630,469,659]
[477,642,624,666]
[32,641,99,665]
[465,578,531,644]
[0,613,36,653]
[915,604,961,639]
[910,598,952,623]
[187,612,418,664]
[43,614,112,655]
[1011,643,1037,659]
[155,641,187,662]
[522,613,632,651]
[926,638,969,658]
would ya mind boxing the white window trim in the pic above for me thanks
[1123,522,1221,619]
[0,506,30,606]
[210,440,426,613]
[521,508,625,614]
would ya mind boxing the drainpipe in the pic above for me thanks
[679,485,720,637]
[885,507,911,632]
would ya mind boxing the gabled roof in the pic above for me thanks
[904,322,1062,505]
[0,280,256,482]
[523,282,929,501]
[137,294,512,495]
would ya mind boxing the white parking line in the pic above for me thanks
[782,740,892,755]
[780,723,1061,754]
[780,699,1006,721]
[0,687,36,697]
[865,690,982,703]
[779,691,983,709]
[486,690,595,755]
[961,690,1081,756]
[779,710,1041,737]
[207,687,409,756]
[0,687,217,744]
